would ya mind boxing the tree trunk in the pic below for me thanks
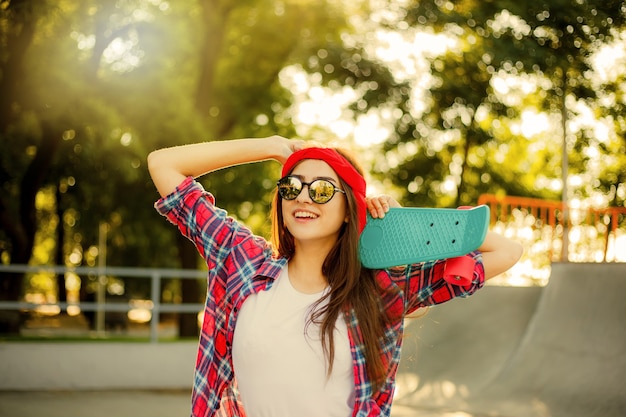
[55,185,67,309]
[0,0,39,132]
[560,71,569,262]
[0,1,44,311]
[194,0,242,120]
[0,122,64,305]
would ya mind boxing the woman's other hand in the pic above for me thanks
[366,195,401,219]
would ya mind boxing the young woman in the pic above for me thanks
[147,135,523,417]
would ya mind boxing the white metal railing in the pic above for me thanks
[0,264,206,343]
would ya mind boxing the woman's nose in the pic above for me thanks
[295,184,313,203]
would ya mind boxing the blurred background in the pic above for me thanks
[1,2,625,416]
[0,0,624,344]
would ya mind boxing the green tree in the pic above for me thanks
[379,0,626,208]
[1,0,404,336]
[1,0,65,309]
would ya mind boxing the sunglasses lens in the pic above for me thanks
[309,180,335,203]
[277,176,302,200]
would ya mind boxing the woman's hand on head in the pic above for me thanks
[366,195,401,219]
[269,135,307,164]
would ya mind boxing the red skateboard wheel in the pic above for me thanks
[444,255,475,286]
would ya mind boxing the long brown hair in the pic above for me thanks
[271,148,391,392]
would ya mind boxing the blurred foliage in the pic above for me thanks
[0,0,376,323]
[371,0,626,208]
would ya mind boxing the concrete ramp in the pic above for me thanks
[392,263,626,417]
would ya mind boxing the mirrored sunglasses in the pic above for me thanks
[276,175,346,204]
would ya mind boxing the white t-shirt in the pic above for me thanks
[232,267,355,417]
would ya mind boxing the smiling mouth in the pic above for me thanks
[294,210,319,219]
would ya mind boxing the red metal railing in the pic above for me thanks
[478,194,626,263]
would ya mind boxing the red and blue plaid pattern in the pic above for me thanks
[156,177,485,417]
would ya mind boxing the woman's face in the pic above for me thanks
[281,159,349,245]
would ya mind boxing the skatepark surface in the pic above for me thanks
[1,262,625,417]
[392,262,626,417]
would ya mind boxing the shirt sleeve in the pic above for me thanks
[386,251,485,315]
[154,176,248,267]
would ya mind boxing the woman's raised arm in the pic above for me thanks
[147,136,302,197]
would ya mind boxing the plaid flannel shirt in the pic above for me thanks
[155,177,485,417]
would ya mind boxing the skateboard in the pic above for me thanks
[359,205,490,285]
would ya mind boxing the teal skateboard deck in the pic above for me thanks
[359,205,489,269]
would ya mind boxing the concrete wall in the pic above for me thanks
[0,342,197,390]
